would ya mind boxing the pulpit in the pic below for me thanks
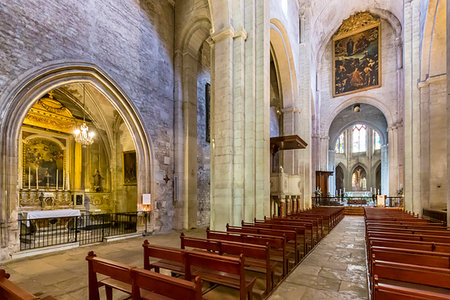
[270,135,307,217]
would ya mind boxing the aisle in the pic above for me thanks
[269,216,367,300]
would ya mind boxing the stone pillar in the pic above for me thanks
[381,144,389,196]
[210,0,270,230]
[328,149,336,195]
[447,0,450,226]
[403,0,422,214]
[280,195,286,217]
[286,195,292,215]
[388,126,399,196]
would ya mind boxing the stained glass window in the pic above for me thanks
[374,130,381,150]
[335,133,344,153]
[352,124,367,153]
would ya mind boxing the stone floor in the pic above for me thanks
[269,216,368,300]
[1,216,368,300]
[1,228,206,299]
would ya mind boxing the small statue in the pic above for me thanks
[92,169,103,192]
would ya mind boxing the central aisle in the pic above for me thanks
[269,216,368,300]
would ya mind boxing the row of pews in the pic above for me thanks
[364,207,450,299]
[86,206,344,300]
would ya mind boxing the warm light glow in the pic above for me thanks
[74,122,94,146]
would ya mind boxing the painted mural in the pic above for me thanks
[333,19,381,96]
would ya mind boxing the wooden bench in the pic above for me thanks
[180,234,275,294]
[86,251,203,300]
[130,268,203,300]
[86,251,134,300]
[241,222,308,256]
[0,269,56,300]
[259,217,318,247]
[369,237,450,253]
[206,228,289,276]
[372,260,450,299]
[226,224,299,264]
[143,241,256,300]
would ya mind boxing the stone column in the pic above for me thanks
[381,144,389,196]
[328,149,336,195]
[403,0,422,214]
[447,0,450,226]
[280,195,286,217]
[210,0,270,230]
[388,126,399,196]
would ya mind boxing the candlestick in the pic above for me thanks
[56,169,58,190]
[63,171,65,190]
[28,166,31,189]
[36,167,39,189]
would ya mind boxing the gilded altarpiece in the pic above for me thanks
[19,92,112,211]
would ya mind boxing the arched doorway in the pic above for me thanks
[335,165,344,192]
[0,63,153,257]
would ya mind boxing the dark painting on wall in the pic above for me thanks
[333,23,381,97]
[123,151,137,185]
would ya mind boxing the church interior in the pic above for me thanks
[0,0,448,299]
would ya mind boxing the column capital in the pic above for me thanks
[211,26,235,43]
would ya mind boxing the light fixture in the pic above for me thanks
[353,104,361,113]
[74,84,95,146]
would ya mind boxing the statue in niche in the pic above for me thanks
[92,169,103,192]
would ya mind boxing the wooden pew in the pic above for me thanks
[143,241,256,300]
[0,269,56,300]
[226,224,300,264]
[86,251,204,300]
[368,237,450,253]
[130,268,203,300]
[206,228,290,276]
[372,260,450,299]
[86,251,134,300]
[374,282,450,300]
[180,234,275,294]
[257,218,317,249]
[241,222,308,256]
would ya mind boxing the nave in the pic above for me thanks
[269,217,367,300]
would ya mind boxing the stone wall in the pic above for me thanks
[0,0,176,232]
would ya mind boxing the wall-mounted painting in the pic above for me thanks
[333,19,381,97]
[122,151,137,186]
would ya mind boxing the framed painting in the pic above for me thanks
[122,151,137,185]
[333,22,381,97]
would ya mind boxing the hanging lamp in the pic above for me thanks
[73,84,95,146]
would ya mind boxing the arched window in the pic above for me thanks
[352,124,367,153]
[335,133,344,153]
[373,130,381,150]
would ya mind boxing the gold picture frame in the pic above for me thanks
[122,151,137,186]
[332,22,381,97]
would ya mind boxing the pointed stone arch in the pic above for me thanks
[0,62,154,258]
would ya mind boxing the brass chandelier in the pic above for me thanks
[74,84,95,146]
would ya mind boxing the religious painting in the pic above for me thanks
[333,20,381,97]
[352,166,367,191]
[23,137,64,189]
[122,151,137,185]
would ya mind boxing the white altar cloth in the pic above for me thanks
[22,209,81,226]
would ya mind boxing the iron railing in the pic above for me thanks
[19,212,138,251]
[312,196,404,208]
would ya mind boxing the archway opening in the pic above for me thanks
[18,83,138,214]
[328,103,388,196]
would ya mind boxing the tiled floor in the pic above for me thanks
[269,216,368,300]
